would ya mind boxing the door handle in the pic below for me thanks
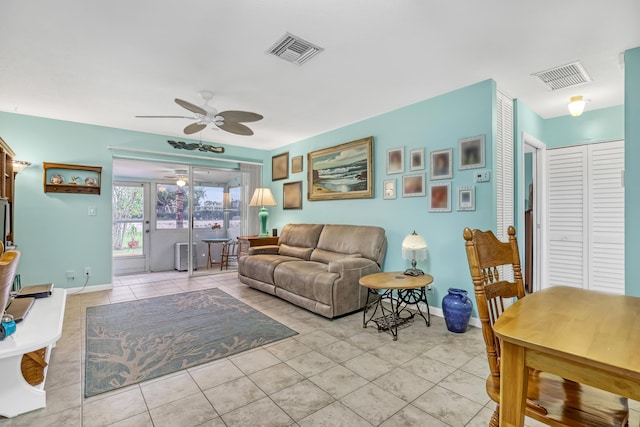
[145,230,150,233]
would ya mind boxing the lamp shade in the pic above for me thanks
[568,95,586,117]
[402,231,427,260]
[249,188,277,207]
[13,160,31,174]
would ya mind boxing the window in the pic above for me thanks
[156,184,190,229]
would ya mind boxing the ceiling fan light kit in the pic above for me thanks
[136,91,263,136]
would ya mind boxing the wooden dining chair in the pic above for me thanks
[463,226,629,427]
[220,240,238,270]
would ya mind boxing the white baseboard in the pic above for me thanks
[65,283,113,295]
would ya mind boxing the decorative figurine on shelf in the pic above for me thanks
[50,174,64,184]
[70,176,80,184]
[85,177,97,186]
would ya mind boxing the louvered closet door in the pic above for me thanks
[588,141,624,294]
[546,140,625,293]
[547,146,588,289]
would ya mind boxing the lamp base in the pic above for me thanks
[404,268,424,277]
[258,207,270,237]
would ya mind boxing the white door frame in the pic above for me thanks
[112,181,151,275]
[522,133,547,292]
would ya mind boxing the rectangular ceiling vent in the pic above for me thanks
[267,32,323,66]
[532,61,592,91]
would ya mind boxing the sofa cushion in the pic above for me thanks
[316,224,386,265]
[310,248,361,264]
[238,254,300,285]
[273,261,338,306]
[279,224,324,248]
[279,244,314,260]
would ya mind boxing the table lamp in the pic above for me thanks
[402,231,427,276]
[249,188,277,237]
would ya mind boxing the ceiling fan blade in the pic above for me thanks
[175,98,208,116]
[136,115,195,119]
[184,122,207,134]
[218,111,263,123]
[217,121,254,136]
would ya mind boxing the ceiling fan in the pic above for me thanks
[136,91,263,136]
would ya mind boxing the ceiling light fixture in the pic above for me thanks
[176,176,187,187]
[568,95,587,117]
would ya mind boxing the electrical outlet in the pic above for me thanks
[84,267,92,277]
[426,285,434,294]
[66,270,75,280]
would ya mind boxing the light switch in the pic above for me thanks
[475,170,491,183]
[88,206,97,216]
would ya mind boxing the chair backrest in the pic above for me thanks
[223,240,238,256]
[0,250,20,315]
[463,226,525,380]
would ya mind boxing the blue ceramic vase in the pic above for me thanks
[442,288,473,333]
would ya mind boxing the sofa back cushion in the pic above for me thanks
[315,225,387,266]
[278,223,324,252]
[310,249,362,264]
[279,244,314,260]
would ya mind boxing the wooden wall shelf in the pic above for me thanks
[43,162,102,195]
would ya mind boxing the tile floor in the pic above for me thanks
[1,271,638,427]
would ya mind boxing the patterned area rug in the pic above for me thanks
[85,288,297,397]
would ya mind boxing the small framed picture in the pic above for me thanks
[387,147,404,174]
[430,148,453,180]
[402,173,426,197]
[457,186,475,211]
[283,181,303,209]
[458,135,485,170]
[409,148,425,171]
[383,179,396,200]
[291,155,303,173]
[429,182,451,212]
[272,152,289,181]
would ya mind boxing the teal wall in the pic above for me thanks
[265,80,497,312]
[0,111,266,289]
[543,105,624,148]
[624,47,640,296]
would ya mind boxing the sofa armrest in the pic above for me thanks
[248,245,280,255]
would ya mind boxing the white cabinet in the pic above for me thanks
[546,140,624,294]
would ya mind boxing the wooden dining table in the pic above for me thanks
[493,286,640,427]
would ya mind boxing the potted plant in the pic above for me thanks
[127,224,139,249]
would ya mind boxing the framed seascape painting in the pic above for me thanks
[272,152,289,181]
[402,173,425,197]
[283,181,303,209]
[386,147,404,174]
[307,136,374,201]
[458,135,485,170]
[430,148,453,180]
[429,182,451,212]
[409,148,425,171]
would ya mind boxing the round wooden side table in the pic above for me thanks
[359,272,433,341]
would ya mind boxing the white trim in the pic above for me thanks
[108,146,263,166]
[522,132,547,292]
[65,283,113,295]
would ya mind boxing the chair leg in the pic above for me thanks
[490,405,500,427]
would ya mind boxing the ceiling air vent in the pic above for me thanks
[532,61,592,91]
[267,32,323,65]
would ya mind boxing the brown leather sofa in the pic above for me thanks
[238,223,387,318]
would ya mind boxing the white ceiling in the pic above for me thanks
[1,1,639,151]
